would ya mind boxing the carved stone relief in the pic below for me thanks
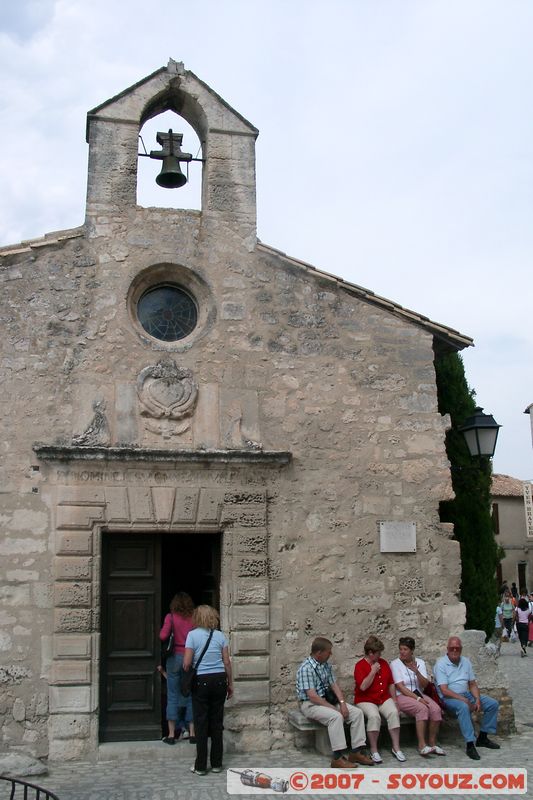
[72,400,110,446]
[137,359,198,439]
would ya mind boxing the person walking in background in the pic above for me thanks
[159,592,195,744]
[354,635,405,764]
[514,593,531,657]
[491,603,503,652]
[527,592,533,647]
[511,582,519,600]
[501,589,515,641]
[183,605,233,776]
[434,637,500,760]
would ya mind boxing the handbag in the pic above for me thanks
[181,629,214,697]
[423,681,446,710]
[161,617,175,663]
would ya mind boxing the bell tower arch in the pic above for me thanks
[85,59,259,244]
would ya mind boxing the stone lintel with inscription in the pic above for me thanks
[33,444,292,466]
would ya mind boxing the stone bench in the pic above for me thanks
[288,707,416,756]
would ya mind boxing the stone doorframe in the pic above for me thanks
[35,446,291,761]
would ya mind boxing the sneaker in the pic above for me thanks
[161,736,175,745]
[392,749,406,762]
[370,752,383,764]
[419,745,433,756]
[466,743,480,760]
[190,766,208,776]
[211,766,223,773]
[181,730,190,739]
[476,735,500,750]
[330,756,353,769]
[189,736,197,744]
[431,745,446,756]
[348,751,374,766]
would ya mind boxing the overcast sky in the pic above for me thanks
[1,0,532,479]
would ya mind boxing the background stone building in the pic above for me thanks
[1,60,485,760]
[492,474,533,592]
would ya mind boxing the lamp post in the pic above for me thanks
[458,407,501,459]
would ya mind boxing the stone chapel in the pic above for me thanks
[1,60,485,760]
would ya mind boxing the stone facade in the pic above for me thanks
[492,474,533,591]
[0,60,508,760]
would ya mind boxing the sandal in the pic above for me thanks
[419,745,433,756]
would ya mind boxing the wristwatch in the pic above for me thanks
[340,700,346,705]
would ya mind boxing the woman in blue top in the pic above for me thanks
[183,605,233,775]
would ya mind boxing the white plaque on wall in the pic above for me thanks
[379,521,417,552]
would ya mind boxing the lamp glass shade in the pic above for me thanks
[459,407,501,458]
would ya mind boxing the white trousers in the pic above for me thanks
[301,701,367,753]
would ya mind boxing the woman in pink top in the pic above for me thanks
[514,595,532,657]
[159,592,195,743]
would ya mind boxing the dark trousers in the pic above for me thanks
[517,622,528,650]
[191,672,227,771]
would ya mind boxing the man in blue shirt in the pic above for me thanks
[296,637,373,769]
[433,636,500,760]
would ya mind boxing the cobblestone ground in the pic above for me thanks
[29,641,532,800]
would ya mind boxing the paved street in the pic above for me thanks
[32,641,532,799]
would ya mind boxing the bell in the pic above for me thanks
[155,155,188,189]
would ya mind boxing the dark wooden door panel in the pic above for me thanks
[100,534,161,742]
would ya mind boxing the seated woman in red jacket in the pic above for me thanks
[354,635,404,764]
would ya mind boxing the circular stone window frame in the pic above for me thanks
[127,263,216,351]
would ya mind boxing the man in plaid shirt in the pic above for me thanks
[296,637,373,769]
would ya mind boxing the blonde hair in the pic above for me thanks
[193,604,219,630]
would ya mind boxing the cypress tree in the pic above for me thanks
[434,351,499,637]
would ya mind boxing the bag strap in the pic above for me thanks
[193,629,214,670]
[310,660,330,693]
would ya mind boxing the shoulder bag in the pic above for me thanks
[310,662,338,705]
[161,616,175,663]
[180,629,214,697]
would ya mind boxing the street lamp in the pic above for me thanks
[458,407,501,458]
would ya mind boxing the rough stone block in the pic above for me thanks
[237,557,267,577]
[54,557,92,581]
[54,609,92,633]
[54,583,91,608]
[234,532,267,553]
[234,581,269,605]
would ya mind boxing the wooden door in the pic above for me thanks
[100,533,161,742]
